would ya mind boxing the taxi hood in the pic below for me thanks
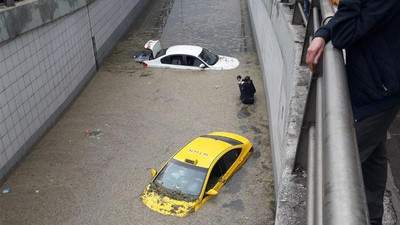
[141,184,198,217]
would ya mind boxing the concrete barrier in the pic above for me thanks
[0,0,147,182]
[248,0,310,223]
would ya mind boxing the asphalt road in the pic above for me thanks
[0,0,275,224]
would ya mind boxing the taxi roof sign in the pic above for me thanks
[184,158,198,165]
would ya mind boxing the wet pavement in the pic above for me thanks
[0,0,275,224]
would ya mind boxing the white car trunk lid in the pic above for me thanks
[144,40,162,59]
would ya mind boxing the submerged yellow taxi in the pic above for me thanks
[141,132,253,217]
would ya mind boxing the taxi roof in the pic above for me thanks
[172,135,241,168]
[166,45,203,57]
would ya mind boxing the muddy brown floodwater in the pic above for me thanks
[0,0,275,224]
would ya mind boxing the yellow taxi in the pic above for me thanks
[141,132,253,217]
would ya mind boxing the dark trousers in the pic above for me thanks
[354,105,400,222]
[242,97,254,104]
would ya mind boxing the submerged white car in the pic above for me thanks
[141,40,239,70]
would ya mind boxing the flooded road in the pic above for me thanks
[0,0,275,224]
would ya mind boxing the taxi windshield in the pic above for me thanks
[198,49,218,65]
[154,159,207,198]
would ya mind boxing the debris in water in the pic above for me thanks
[133,53,149,63]
[84,129,103,139]
[35,190,39,194]
[2,188,10,194]
[146,182,197,202]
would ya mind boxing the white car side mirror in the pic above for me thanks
[199,64,207,68]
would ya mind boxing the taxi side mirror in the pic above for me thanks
[151,169,157,177]
[206,189,218,196]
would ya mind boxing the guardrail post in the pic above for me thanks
[292,0,308,26]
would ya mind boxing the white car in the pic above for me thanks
[141,40,239,70]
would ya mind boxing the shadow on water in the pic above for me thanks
[222,199,245,211]
[237,107,251,119]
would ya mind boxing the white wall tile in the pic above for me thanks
[17,130,25,148]
[9,40,17,55]
[5,116,13,132]
[8,126,17,144]
[0,150,7,168]
[2,134,10,151]
[5,57,14,73]
[4,85,13,102]
[2,44,11,59]
[11,81,19,95]
[21,34,28,48]
[20,116,28,130]
[8,68,16,84]
[0,122,7,138]
[12,53,20,67]
[11,139,19,155]
[17,105,24,119]
[1,74,10,90]
[8,98,16,114]
[2,103,10,120]
[0,48,4,62]
[0,61,6,77]
[15,65,23,80]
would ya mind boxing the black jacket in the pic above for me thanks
[315,0,400,121]
[241,81,256,99]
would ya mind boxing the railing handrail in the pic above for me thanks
[294,0,370,224]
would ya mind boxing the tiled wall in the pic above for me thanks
[88,0,142,64]
[0,0,146,180]
[89,0,139,50]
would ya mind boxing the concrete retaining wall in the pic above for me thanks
[248,0,310,223]
[0,0,147,182]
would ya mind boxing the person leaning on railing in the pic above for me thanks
[306,0,400,224]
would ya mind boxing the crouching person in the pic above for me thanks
[240,76,256,104]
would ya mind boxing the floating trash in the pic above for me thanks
[84,129,103,139]
[133,53,149,63]
[2,188,10,194]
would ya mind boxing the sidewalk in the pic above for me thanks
[386,113,400,225]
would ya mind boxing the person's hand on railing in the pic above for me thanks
[306,37,326,72]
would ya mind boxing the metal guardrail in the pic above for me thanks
[293,0,369,224]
